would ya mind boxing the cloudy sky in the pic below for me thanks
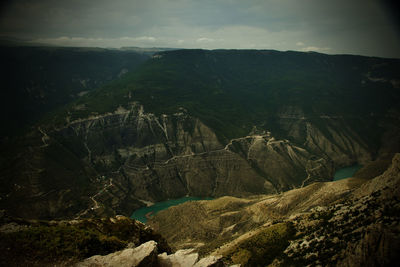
[0,0,399,58]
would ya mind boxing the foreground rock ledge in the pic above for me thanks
[77,241,158,267]
[76,241,224,267]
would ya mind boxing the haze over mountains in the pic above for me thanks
[0,45,400,266]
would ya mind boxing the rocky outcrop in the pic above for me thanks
[158,249,223,267]
[77,241,159,267]
[352,153,400,199]
[338,224,400,267]
[275,106,373,167]
[303,120,372,166]
[76,242,225,267]
[224,134,333,190]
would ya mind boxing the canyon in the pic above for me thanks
[0,103,383,219]
[1,48,399,220]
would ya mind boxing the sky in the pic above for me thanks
[0,0,399,58]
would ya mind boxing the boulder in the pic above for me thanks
[76,240,158,267]
[158,249,198,267]
[158,249,224,267]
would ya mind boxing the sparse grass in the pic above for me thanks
[354,159,392,180]
[223,222,295,266]
[0,217,171,266]
[204,196,251,210]
[0,225,126,265]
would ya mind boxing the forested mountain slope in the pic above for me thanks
[0,46,149,137]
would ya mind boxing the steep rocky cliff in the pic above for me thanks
[1,102,379,219]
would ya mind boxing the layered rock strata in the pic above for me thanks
[0,104,377,218]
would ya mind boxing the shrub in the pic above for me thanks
[0,224,127,265]
[225,222,295,266]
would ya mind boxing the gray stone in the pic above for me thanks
[158,249,199,267]
[76,240,158,267]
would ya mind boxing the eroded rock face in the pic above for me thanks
[0,104,380,219]
[338,224,400,267]
[303,121,372,166]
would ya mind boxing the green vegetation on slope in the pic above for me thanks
[0,225,126,262]
[49,49,400,143]
[0,46,149,137]
[0,216,171,266]
[224,222,295,266]
[354,159,392,179]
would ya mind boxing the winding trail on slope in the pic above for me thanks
[75,178,114,219]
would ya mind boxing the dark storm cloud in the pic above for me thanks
[0,0,399,58]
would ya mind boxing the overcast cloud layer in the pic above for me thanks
[0,0,399,58]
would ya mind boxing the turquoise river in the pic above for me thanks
[132,165,362,223]
[131,196,213,223]
[333,164,363,181]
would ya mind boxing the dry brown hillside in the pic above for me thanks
[149,154,400,266]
